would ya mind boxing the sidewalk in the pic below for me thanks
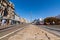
[8,25,60,40]
[0,24,17,30]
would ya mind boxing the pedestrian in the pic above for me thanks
[1,19,6,26]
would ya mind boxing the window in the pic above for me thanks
[3,8,8,16]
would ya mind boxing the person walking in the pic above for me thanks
[1,19,6,26]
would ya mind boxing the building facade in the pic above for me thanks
[0,0,20,25]
[20,18,27,23]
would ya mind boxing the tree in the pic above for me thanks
[44,17,60,25]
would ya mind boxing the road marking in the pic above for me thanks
[0,27,24,39]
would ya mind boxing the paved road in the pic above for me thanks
[0,23,29,40]
[8,25,60,40]
[37,25,60,37]
[0,24,60,40]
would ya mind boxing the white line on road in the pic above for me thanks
[0,27,24,39]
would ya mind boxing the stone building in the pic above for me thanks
[0,0,20,25]
[0,0,27,26]
[20,18,27,23]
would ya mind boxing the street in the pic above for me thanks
[37,25,60,37]
[0,24,60,40]
[1,0,60,40]
[0,23,29,40]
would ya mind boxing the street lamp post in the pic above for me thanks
[30,11,32,22]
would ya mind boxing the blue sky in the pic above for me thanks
[10,0,60,21]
